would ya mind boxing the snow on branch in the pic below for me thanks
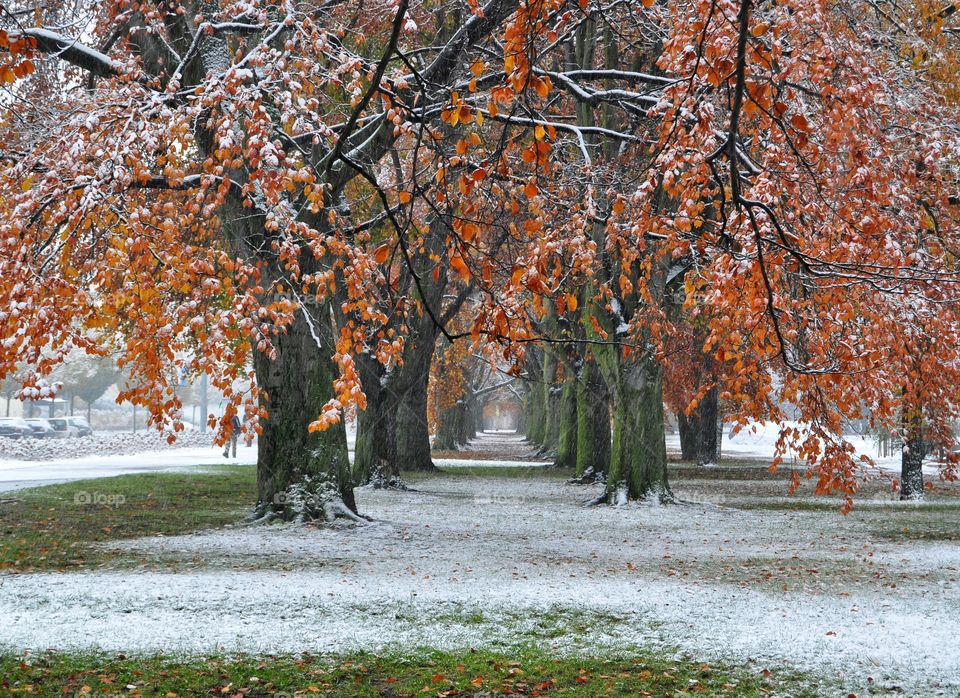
[16,28,125,78]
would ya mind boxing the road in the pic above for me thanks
[0,446,257,492]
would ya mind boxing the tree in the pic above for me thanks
[53,352,120,422]
[0,0,521,521]
[441,0,960,507]
[663,310,723,465]
[352,213,471,486]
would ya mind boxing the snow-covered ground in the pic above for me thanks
[3,465,958,695]
[667,420,943,475]
[2,427,957,694]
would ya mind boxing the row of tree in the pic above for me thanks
[1,0,959,520]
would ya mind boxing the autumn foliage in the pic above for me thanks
[0,0,959,504]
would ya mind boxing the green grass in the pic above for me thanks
[0,466,255,572]
[667,462,788,482]
[868,511,960,541]
[0,648,819,697]
[733,498,960,514]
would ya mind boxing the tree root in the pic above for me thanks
[359,460,418,492]
[567,467,606,486]
[247,478,374,525]
[244,508,280,526]
[320,498,373,523]
[583,492,607,507]
[583,485,675,508]
[365,474,416,492]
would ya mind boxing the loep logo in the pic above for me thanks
[73,491,126,507]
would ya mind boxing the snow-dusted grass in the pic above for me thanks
[2,456,959,696]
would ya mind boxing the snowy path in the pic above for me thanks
[3,467,959,695]
[0,445,256,492]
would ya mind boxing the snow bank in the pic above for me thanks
[0,430,219,462]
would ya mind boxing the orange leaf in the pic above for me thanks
[534,77,550,99]
[450,254,471,280]
[373,244,391,264]
[461,222,480,241]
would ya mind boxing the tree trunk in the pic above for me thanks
[677,386,719,464]
[396,369,436,471]
[433,399,465,451]
[199,372,208,434]
[252,307,357,522]
[554,374,579,468]
[524,379,547,446]
[605,356,671,503]
[900,405,925,501]
[461,395,481,443]
[352,351,398,486]
[355,325,438,480]
[677,412,693,460]
[541,352,560,454]
[575,359,610,481]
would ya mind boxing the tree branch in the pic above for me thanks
[14,28,125,78]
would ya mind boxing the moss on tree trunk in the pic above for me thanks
[525,378,547,446]
[554,374,579,468]
[605,356,671,503]
[575,359,610,480]
[252,306,356,521]
[541,352,560,454]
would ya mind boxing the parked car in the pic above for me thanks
[24,418,56,439]
[47,417,81,438]
[0,417,35,439]
[65,416,93,437]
